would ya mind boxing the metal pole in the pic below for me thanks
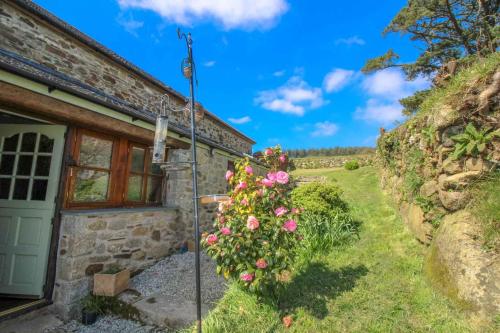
[186,32,202,333]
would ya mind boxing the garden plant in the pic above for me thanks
[202,146,302,295]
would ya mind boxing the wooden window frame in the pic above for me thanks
[64,128,165,209]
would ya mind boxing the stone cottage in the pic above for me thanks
[0,0,260,320]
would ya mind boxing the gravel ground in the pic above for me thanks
[45,251,226,333]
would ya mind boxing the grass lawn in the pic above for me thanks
[194,167,479,333]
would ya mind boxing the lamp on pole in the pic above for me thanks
[177,28,203,333]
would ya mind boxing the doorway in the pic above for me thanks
[0,111,66,316]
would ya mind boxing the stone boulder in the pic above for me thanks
[465,157,492,172]
[438,189,468,211]
[424,210,500,317]
[420,180,439,197]
[400,203,433,244]
[441,157,463,174]
[439,171,481,191]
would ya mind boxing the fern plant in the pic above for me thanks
[451,123,499,160]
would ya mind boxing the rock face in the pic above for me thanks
[425,211,500,316]
[400,203,433,244]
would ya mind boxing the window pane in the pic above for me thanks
[73,169,109,202]
[79,134,113,169]
[147,176,162,203]
[149,161,162,175]
[131,147,145,173]
[16,155,33,176]
[31,179,48,201]
[0,178,11,199]
[0,155,15,175]
[35,156,51,176]
[13,178,29,200]
[3,134,19,152]
[21,133,37,152]
[38,135,54,153]
[127,175,143,201]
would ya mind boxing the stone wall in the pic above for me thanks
[54,207,179,319]
[291,154,374,170]
[377,61,499,317]
[0,0,253,154]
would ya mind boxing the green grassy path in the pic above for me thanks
[198,167,474,332]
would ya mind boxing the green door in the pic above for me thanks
[0,125,66,297]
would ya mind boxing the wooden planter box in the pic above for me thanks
[93,269,130,296]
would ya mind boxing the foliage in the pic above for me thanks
[286,146,375,158]
[298,211,358,255]
[81,295,141,320]
[203,146,301,295]
[377,131,401,172]
[344,160,360,170]
[400,89,432,116]
[467,171,500,251]
[415,195,434,213]
[101,264,123,274]
[362,0,498,80]
[291,182,349,217]
[451,123,499,159]
[421,124,438,148]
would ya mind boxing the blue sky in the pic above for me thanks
[35,0,428,151]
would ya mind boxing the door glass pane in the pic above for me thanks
[35,156,51,176]
[127,175,143,201]
[147,176,162,203]
[131,147,145,173]
[21,133,37,152]
[0,155,15,175]
[3,134,19,152]
[16,155,33,176]
[31,179,48,201]
[73,169,109,202]
[38,135,54,153]
[0,178,11,199]
[79,135,113,168]
[13,178,29,200]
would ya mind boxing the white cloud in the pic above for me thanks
[255,76,326,116]
[335,36,366,46]
[273,70,285,77]
[203,60,216,67]
[323,68,356,93]
[311,121,339,137]
[228,116,251,124]
[354,68,430,125]
[116,14,144,36]
[362,68,429,101]
[355,99,405,125]
[117,0,289,30]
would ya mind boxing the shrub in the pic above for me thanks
[292,182,357,254]
[291,182,348,217]
[202,146,301,295]
[344,160,360,170]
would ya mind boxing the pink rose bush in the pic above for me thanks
[202,146,301,293]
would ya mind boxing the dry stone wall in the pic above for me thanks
[377,63,499,317]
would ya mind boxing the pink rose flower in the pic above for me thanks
[240,272,254,282]
[291,208,300,214]
[206,234,218,245]
[235,181,247,191]
[218,215,226,224]
[275,206,288,217]
[241,198,249,206]
[220,227,231,235]
[256,258,268,269]
[245,165,253,175]
[283,220,297,232]
[276,171,289,184]
[267,172,277,182]
[247,215,260,231]
[264,148,273,156]
[279,154,286,163]
[225,170,234,181]
[262,178,274,187]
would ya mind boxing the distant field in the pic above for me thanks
[291,154,374,169]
